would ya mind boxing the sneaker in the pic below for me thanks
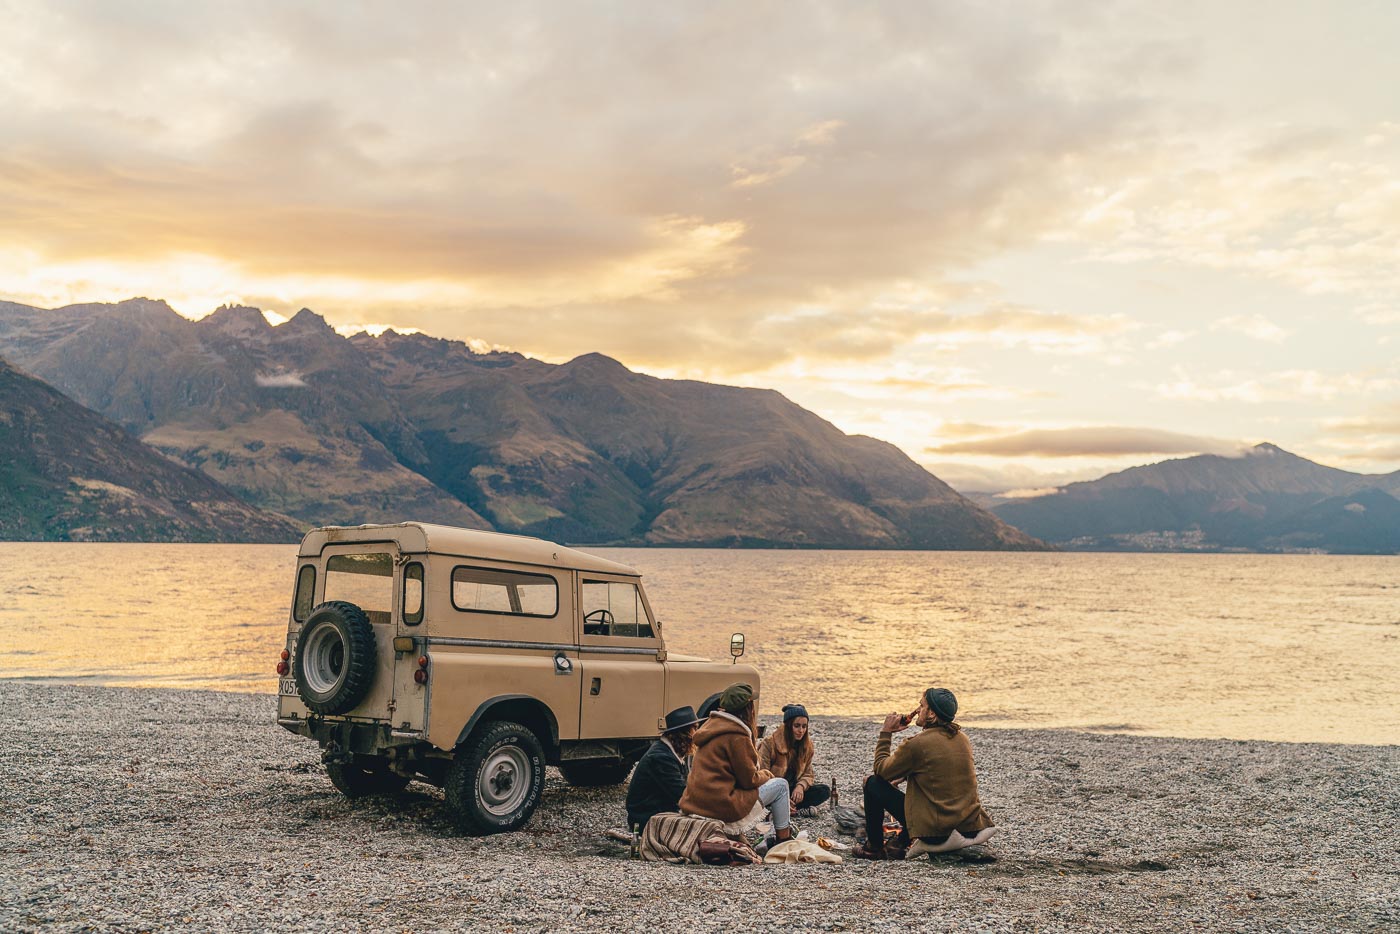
[795,806,821,818]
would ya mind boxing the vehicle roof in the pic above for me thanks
[297,522,641,577]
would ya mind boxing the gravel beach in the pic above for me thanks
[2,682,1395,933]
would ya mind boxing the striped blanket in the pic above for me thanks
[638,812,726,864]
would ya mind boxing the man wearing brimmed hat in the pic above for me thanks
[853,687,996,860]
[625,705,703,834]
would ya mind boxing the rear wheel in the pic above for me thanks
[326,755,410,799]
[444,721,545,835]
[559,758,634,787]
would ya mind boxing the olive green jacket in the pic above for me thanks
[873,725,993,839]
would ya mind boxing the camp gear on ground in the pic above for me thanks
[763,839,841,864]
[638,812,727,864]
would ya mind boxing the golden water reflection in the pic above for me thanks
[0,544,1395,745]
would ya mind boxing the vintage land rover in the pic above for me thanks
[275,522,759,834]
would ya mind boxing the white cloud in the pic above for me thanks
[928,426,1244,458]
[254,372,307,388]
[1157,368,1400,404]
[1147,328,1195,349]
[1210,314,1290,342]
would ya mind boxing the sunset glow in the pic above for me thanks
[3,1,1398,490]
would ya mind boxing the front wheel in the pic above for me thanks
[559,758,634,787]
[445,721,545,835]
[326,755,410,799]
[697,692,723,720]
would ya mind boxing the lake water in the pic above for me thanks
[1,544,1396,745]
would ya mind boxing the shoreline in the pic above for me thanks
[4,677,1394,748]
[2,681,1396,932]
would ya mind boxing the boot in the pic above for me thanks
[775,825,793,843]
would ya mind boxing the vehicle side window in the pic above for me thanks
[582,580,654,638]
[452,566,558,618]
[324,553,394,625]
[293,564,316,622]
[403,562,424,625]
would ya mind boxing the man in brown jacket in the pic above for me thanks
[853,687,996,860]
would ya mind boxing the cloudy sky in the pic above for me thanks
[3,1,1398,491]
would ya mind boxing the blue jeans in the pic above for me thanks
[758,776,791,830]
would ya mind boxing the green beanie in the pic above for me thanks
[719,682,754,712]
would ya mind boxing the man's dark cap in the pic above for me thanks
[925,687,958,722]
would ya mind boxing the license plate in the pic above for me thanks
[279,678,297,696]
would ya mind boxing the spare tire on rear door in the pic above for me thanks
[293,601,377,715]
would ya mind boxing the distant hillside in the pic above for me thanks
[0,356,300,542]
[0,298,1043,550]
[991,443,1400,554]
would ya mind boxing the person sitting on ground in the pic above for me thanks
[758,703,831,817]
[678,683,794,843]
[853,687,996,860]
[625,705,703,835]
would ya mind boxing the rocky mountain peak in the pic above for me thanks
[284,308,334,332]
[199,304,273,337]
[563,352,630,376]
[108,297,182,327]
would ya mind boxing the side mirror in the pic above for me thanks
[729,632,745,663]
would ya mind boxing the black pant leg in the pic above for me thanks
[802,783,831,808]
[863,775,906,846]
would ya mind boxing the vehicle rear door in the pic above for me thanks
[317,544,401,722]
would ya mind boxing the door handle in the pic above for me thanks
[590,677,601,696]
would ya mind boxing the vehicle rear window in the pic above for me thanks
[452,566,558,618]
[324,553,393,625]
[293,564,316,622]
[582,579,654,638]
[403,562,424,625]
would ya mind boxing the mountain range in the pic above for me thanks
[0,356,299,542]
[988,443,1400,554]
[0,298,1041,549]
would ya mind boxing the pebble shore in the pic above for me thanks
[2,681,1396,932]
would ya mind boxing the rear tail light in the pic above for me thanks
[414,655,429,684]
[280,649,290,661]
[276,660,289,675]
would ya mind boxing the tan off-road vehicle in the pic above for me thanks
[276,522,759,834]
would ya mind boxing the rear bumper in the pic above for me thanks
[277,715,424,754]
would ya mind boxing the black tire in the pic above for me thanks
[293,601,376,715]
[444,721,546,835]
[559,758,634,787]
[326,755,411,799]
[697,692,723,720]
